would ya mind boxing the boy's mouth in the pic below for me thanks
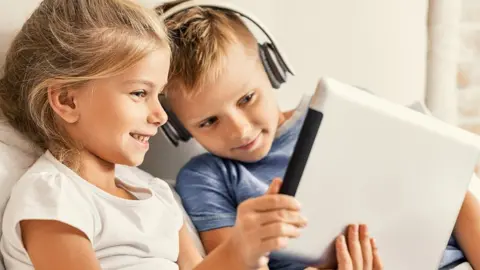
[234,132,261,151]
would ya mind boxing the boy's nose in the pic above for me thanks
[228,115,251,139]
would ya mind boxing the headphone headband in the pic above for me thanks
[158,0,294,146]
[160,0,294,75]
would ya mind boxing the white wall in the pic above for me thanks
[0,0,430,182]
[270,0,429,109]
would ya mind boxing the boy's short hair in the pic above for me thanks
[156,1,257,97]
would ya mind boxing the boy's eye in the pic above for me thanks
[199,117,218,128]
[131,89,147,98]
[238,92,255,105]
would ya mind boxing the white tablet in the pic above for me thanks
[275,77,480,269]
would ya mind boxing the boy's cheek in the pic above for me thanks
[192,132,226,150]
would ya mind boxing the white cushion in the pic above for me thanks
[0,120,42,269]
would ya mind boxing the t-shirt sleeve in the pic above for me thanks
[2,172,96,254]
[175,156,237,232]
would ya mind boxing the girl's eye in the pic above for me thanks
[131,90,147,98]
[238,92,255,105]
[199,117,218,128]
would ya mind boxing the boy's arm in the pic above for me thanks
[180,224,250,270]
[200,227,233,254]
[167,222,248,270]
[453,190,480,269]
[199,217,270,270]
[178,179,305,270]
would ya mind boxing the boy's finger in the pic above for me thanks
[336,235,352,270]
[359,224,373,269]
[257,209,307,227]
[245,194,301,212]
[371,238,383,270]
[258,236,289,254]
[266,178,283,195]
[257,222,302,240]
[347,224,363,269]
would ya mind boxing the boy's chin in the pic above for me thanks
[230,147,271,163]
[235,154,268,163]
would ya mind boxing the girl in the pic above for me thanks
[0,0,381,269]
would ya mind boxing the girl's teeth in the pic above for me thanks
[132,134,149,143]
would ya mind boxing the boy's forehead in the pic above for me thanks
[173,43,260,97]
[167,42,269,120]
[169,78,242,118]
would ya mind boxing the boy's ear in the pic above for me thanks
[47,85,80,124]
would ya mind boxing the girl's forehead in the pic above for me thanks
[90,49,170,88]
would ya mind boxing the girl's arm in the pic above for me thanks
[454,191,480,269]
[21,220,101,270]
[177,222,203,269]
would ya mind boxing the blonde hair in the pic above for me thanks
[156,1,257,97]
[0,0,170,170]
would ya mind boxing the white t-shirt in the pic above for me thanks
[0,151,183,270]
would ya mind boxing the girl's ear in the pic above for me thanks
[47,85,80,124]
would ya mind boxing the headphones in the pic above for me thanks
[159,0,295,146]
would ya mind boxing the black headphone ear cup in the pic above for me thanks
[259,43,281,89]
[166,109,192,142]
[265,43,287,85]
[160,97,192,146]
[259,42,287,89]
[160,123,180,147]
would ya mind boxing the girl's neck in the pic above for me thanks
[77,150,117,192]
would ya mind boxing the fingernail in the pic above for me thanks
[351,224,358,234]
[296,200,302,208]
[360,224,368,235]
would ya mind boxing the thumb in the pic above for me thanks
[266,178,282,195]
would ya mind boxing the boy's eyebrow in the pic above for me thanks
[186,87,254,126]
[123,79,157,89]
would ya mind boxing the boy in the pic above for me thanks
[156,2,480,269]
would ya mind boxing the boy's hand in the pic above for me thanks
[227,178,307,269]
[313,224,383,270]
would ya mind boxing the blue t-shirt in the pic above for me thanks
[175,96,466,270]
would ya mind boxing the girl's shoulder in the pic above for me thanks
[11,151,96,205]
[4,151,98,244]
